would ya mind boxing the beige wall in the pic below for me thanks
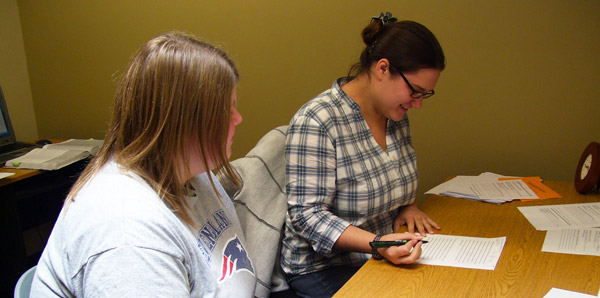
[1,0,37,140]
[14,0,600,202]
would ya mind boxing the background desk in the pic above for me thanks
[0,159,87,296]
[334,181,600,298]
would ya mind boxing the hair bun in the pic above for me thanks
[362,20,383,46]
[362,12,397,46]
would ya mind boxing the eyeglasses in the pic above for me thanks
[398,72,435,99]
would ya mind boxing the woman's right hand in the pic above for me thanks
[377,233,423,265]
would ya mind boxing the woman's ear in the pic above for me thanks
[373,58,391,81]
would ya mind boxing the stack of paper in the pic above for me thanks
[518,203,600,257]
[425,172,561,204]
[5,139,103,170]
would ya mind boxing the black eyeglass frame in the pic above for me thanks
[397,72,435,99]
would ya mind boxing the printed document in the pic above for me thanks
[425,173,540,204]
[542,228,600,256]
[517,202,600,230]
[470,179,537,201]
[418,234,506,270]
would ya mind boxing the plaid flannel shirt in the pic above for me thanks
[281,78,418,276]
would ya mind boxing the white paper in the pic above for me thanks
[5,148,89,170]
[417,234,506,270]
[542,228,600,256]
[44,139,103,156]
[425,174,499,197]
[470,180,538,201]
[425,172,529,204]
[0,172,15,179]
[518,202,600,230]
[544,288,597,298]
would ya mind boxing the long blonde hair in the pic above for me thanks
[67,32,240,225]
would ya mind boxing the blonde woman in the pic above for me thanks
[31,32,255,297]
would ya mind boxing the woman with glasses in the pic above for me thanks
[281,12,446,298]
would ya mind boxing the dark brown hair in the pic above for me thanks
[349,18,445,76]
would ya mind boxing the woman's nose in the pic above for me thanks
[411,97,424,109]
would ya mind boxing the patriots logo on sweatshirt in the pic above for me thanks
[219,235,254,282]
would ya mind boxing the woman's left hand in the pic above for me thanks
[393,203,440,235]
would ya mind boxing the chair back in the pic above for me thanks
[14,266,36,298]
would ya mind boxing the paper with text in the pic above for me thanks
[542,228,600,256]
[499,177,561,200]
[470,180,538,201]
[517,202,600,230]
[424,173,542,204]
[418,234,506,270]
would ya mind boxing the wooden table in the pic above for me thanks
[0,167,43,187]
[333,181,600,298]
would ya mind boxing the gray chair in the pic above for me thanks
[14,266,36,298]
[219,126,294,298]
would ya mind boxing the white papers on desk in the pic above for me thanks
[0,172,15,179]
[43,139,103,156]
[417,234,506,270]
[425,172,537,204]
[542,228,600,256]
[544,288,597,298]
[517,202,600,230]
[5,139,102,170]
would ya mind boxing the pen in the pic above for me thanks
[369,240,428,248]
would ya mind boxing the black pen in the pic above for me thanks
[369,240,428,248]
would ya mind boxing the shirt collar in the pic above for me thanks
[333,77,361,112]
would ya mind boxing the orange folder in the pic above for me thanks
[498,177,562,201]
